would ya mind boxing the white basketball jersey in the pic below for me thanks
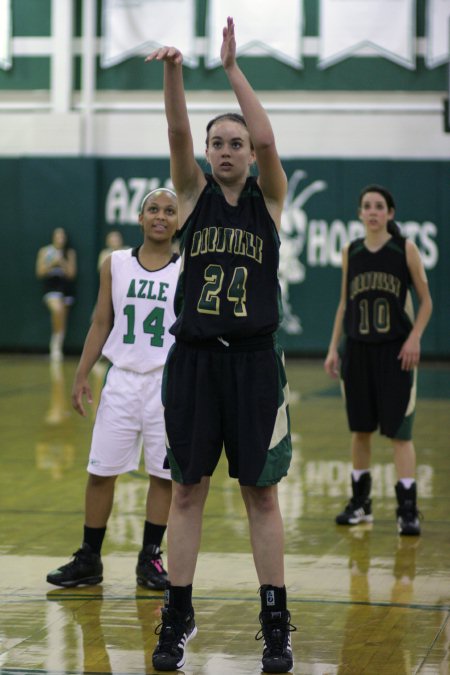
[102,248,180,373]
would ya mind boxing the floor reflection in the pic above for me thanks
[0,356,449,674]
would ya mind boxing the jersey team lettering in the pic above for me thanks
[190,226,263,264]
[126,278,170,301]
[350,271,401,300]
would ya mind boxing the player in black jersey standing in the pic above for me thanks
[146,17,295,674]
[324,185,432,536]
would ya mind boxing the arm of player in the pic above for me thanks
[71,256,114,416]
[64,248,77,280]
[221,17,287,226]
[398,240,433,371]
[145,46,205,223]
[324,245,348,378]
[35,247,56,278]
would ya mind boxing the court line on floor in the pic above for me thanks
[416,611,450,673]
[1,592,448,614]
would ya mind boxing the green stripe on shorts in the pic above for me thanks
[256,344,292,486]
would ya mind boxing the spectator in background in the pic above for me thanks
[97,230,128,271]
[36,227,77,361]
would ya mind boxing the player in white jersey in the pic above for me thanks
[46,189,180,590]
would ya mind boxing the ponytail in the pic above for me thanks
[387,219,404,239]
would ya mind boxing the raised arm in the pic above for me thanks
[145,47,205,224]
[221,17,287,222]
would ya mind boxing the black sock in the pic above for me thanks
[260,584,287,612]
[143,520,167,549]
[165,583,193,615]
[83,525,106,555]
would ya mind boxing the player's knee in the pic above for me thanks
[242,485,279,514]
[87,473,116,488]
[171,482,206,512]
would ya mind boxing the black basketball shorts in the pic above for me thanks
[341,337,416,440]
[162,337,292,486]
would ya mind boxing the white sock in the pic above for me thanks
[352,469,370,482]
[399,478,415,490]
[50,332,64,359]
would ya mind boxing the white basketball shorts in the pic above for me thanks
[87,365,170,479]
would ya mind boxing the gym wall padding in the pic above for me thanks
[0,157,448,357]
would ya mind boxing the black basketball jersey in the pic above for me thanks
[171,174,282,342]
[344,237,414,343]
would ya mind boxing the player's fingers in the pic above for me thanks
[324,359,338,378]
[72,390,85,416]
[404,349,420,369]
[402,354,413,370]
[164,47,182,64]
[72,398,83,415]
[145,47,175,62]
[411,353,419,367]
[144,50,160,62]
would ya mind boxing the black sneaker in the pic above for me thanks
[395,482,421,536]
[336,498,373,525]
[136,544,168,590]
[152,607,197,671]
[46,543,103,587]
[397,509,421,536]
[256,610,296,674]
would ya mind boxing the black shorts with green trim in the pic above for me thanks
[162,335,292,486]
[341,337,416,441]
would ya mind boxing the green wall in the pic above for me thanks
[0,158,98,353]
[0,157,448,357]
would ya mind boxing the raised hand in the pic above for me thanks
[145,46,183,65]
[220,16,236,70]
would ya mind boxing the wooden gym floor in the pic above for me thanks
[0,354,449,674]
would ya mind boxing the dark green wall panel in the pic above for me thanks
[0,58,50,88]
[13,0,51,36]
[0,157,447,357]
[93,55,447,92]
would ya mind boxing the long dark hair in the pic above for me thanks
[359,184,403,239]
